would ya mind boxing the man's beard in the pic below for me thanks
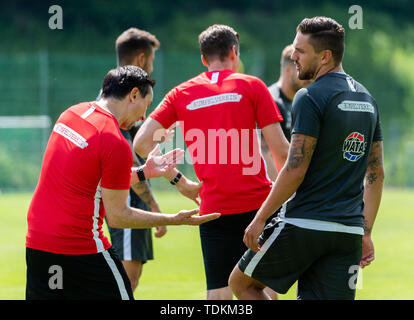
[298,59,318,80]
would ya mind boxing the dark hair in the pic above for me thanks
[280,44,295,70]
[115,28,160,65]
[198,24,240,62]
[297,16,345,65]
[101,66,155,100]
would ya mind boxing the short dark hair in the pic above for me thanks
[115,28,160,65]
[280,44,295,70]
[101,66,155,100]
[297,16,345,66]
[198,24,240,63]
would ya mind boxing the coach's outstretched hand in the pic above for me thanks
[172,208,220,226]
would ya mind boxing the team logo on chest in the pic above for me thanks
[342,132,367,162]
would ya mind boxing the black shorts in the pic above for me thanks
[238,219,363,300]
[108,227,153,263]
[199,209,258,290]
[26,247,134,300]
[107,189,154,263]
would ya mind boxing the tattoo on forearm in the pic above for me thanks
[131,150,157,208]
[366,172,378,185]
[365,141,384,185]
[368,155,381,170]
[288,141,305,169]
[286,135,317,171]
[367,142,383,169]
[131,180,156,208]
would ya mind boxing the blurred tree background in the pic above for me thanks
[0,0,413,190]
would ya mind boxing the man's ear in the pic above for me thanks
[129,87,139,102]
[229,45,238,60]
[320,49,333,66]
[133,52,147,69]
[201,55,209,68]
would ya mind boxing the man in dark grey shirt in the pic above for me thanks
[230,16,384,300]
[281,71,382,229]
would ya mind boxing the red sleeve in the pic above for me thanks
[252,78,284,129]
[149,88,178,129]
[100,134,132,190]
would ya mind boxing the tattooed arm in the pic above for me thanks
[244,133,317,251]
[360,141,385,268]
[131,154,161,213]
[363,141,385,234]
[131,156,167,238]
[129,141,167,238]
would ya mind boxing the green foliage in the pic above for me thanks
[1,2,414,187]
[0,143,32,190]
[0,133,42,191]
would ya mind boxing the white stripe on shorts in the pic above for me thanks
[123,229,132,261]
[102,250,130,300]
[244,222,286,277]
[123,193,132,261]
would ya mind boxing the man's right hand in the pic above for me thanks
[172,208,220,226]
[360,234,375,268]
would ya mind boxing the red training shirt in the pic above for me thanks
[26,102,132,254]
[150,69,283,215]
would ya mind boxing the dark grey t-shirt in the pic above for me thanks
[268,83,293,141]
[283,72,382,228]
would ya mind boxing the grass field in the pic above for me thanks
[0,188,413,300]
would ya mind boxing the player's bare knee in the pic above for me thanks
[229,266,248,295]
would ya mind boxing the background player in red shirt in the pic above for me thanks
[134,25,289,300]
[26,66,220,300]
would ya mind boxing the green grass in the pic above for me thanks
[0,188,413,300]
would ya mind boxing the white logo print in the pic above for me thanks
[54,123,88,149]
[338,100,374,113]
[186,93,242,110]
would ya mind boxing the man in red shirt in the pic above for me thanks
[26,66,220,300]
[134,25,289,299]
[104,27,166,295]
